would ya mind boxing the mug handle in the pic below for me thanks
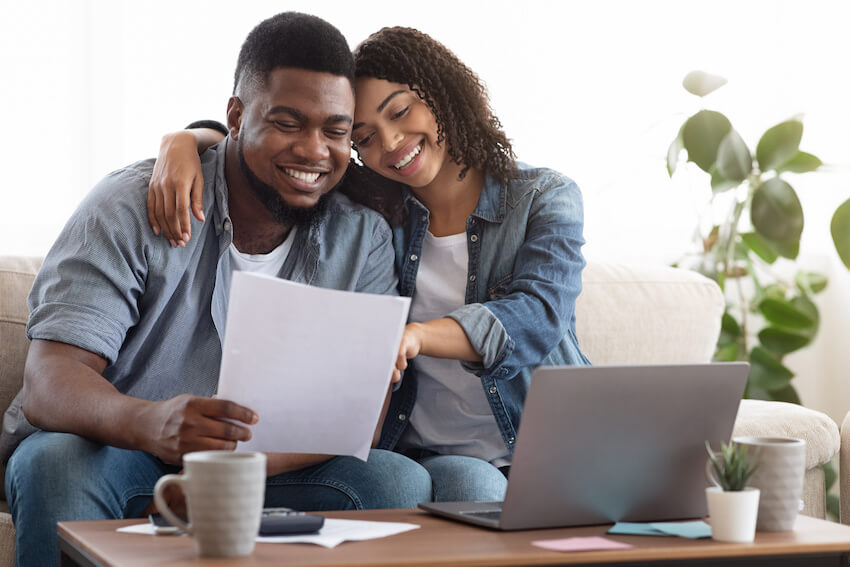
[705,458,722,487]
[153,474,192,535]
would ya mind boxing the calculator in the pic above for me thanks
[259,507,325,535]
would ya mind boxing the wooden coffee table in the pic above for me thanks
[58,509,850,567]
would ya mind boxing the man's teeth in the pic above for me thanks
[284,168,320,183]
[393,142,422,169]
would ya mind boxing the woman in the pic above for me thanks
[147,27,590,502]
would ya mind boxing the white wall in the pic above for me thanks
[1,0,848,421]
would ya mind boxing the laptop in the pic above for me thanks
[419,363,749,530]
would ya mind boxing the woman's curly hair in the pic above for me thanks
[353,27,516,185]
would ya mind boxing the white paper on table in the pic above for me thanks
[255,519,420,548]
[117,519,420,548]
[216,271,410,460]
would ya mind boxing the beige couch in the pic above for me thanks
[0,256,841,565]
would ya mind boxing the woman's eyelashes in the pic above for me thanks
[353,106,411,148]
[354,133,374,148]
[391,106,410,120]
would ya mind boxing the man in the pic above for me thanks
[3,12,430,566]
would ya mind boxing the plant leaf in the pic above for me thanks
[756,120,803,172]
[758,327,811,355]
[768,238,800,260]
[759,297,816,329]
[682,70,728,97]
[710,167,739,193]
[777,151,822,174]
[667,124,685,177]
[716,129,752,182]
[740,232,779,264]
[831,198,850,269]
[683,110,732,173]
[769,383,801,404]
[749,346,794,391]
[790,295,819,338]
[751,178,804,243]
[795,271,828,294]
[715,344,739,361]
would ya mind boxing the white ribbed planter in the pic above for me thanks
[706,487,760,543]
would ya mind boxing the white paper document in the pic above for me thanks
[117,519,420,548]
[216,271,410,460]
[255,518,420,548]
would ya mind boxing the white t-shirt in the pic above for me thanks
[400,231,511,466]
[228,227,297,276]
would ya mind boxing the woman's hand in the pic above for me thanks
[394,322,425,382]
[148,131,207,247]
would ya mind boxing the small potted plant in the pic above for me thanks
[705,441,760,542]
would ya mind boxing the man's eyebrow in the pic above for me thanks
[267,106,306,120]
[352,90,408,131]
[326,114,353,125]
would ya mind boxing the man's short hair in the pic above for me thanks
[233,12,354,97]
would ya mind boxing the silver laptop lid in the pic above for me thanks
[499,363,748,530]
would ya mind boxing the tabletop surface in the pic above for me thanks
[58,510,850,567]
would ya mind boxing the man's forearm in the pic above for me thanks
[22,339,151,451]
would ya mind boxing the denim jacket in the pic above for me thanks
[377,162,591,454]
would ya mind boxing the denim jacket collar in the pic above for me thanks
[399,169,506,225]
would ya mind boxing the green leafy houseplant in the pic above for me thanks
[668,70,850,404]
[706,441,759,492]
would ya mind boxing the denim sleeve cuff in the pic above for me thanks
[447,303,513,375]
[27,304,127,365]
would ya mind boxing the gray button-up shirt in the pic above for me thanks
[2,138,397,459]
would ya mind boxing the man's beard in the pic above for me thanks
[237,140,331,227]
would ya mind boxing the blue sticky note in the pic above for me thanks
[608,522,669,536]
[650,521,712,539]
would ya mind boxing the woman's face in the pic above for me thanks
[352,78,447,188]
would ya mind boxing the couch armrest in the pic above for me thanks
[841,411,850,523]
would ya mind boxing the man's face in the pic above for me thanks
[230,68,354,212]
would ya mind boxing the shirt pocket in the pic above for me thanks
[487,272,513,301]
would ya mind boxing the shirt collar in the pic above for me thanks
[400,169,506,224]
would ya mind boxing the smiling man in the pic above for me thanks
[2,12,431,567]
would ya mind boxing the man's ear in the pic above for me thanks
[226,96,244,140]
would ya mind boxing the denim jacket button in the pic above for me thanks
[470,234,479,243]
[398,413,407,421]
[223,219,232,232]
[469,274,476,282]
[508,437,516,444]
[489,386,497,394]
[410,254,418,262]
[421,214,427,221]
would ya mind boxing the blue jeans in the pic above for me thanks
[419,455,507,502]
[5,431,432,567]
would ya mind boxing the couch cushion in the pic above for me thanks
[733,399,840,469]
[576,262,724,365]
[0,256,41,502]
[0,257,40,424]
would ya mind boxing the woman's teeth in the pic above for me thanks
[285,168,320,183]
[393,142,423,169]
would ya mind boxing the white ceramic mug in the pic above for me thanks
[732,436,806,531]
[153,451,266,557]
